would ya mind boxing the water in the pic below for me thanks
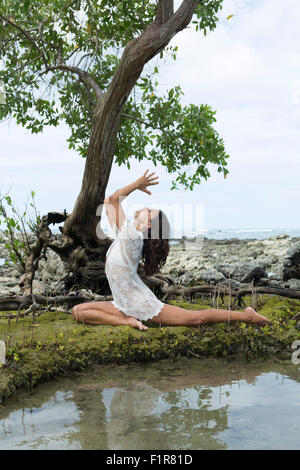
[50,226,300,240]
[200,227,300,240]
[105,226,300,240]
[9,225,300,242]
[1,358,300,450]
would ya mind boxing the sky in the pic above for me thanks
[1,0,300,234]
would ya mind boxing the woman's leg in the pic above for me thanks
[72,301,270,330]
[149,303,269,326]
[72,301,148,330]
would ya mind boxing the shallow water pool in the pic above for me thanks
[0,357,300,450]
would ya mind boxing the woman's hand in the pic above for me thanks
[135,169,159,195]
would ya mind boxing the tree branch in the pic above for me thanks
[40,64,103,102]
[155,0,174,24]
[1,15,103,103]
[0,32,22,53]
[0,26,40,53]
[75,52,94,68]
[0,15,49,69]
[3,57,39,77]
[108,0,202,96]
[64,39,91,62]
[121,112,170,132]
[0,293,111,312]
[38,18,57,50]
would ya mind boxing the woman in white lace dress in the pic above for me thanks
[73,170,269,330]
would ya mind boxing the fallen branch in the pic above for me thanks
[0,293,111,312]
[0,284,300,317]
[148,279,300,307]
[19,211,69,295]
[233,286,300,306]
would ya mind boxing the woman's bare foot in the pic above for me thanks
[244,307,271,324]
[127,317,148,331]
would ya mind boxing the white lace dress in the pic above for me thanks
[105,218,165,321]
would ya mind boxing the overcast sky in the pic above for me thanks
[1,0,300,233]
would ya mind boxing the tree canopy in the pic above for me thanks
[0,0,229,191]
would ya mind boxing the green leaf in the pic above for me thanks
[0,0,228,194]
[24,0,30,14]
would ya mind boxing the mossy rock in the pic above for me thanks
[0,294,299,402]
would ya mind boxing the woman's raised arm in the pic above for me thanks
[104,170,159,231]
[104,195,126,232]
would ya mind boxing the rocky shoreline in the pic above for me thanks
[1,233,300,297]
[165,233,300,289]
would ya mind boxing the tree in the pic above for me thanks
[0,0,229,295]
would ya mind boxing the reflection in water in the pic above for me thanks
[0,391,81,450]
[0,357,300,450]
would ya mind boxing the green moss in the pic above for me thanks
[0,294,299,402]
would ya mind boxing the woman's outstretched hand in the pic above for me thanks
[135,169,159,195]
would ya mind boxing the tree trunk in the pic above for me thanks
[19,1,202,295]
[62,0,201,244]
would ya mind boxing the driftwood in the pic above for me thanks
[0,293,113,311]
[232,286,300,307]
[1,275,300,321]
[146,278,300,306]
[19,211,70,295]
[0,293,112,322]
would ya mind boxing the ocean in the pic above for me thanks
[196,227,300,240]
[50,226,300,240]
[8,226,300,244]
[100,221,300,240]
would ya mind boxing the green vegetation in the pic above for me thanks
[1,294,299,402]
[0,190,41,270]
[0,0,229,190]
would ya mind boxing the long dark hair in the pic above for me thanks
[141,209,170,277]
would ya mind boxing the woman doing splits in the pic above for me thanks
[72,170,270,330]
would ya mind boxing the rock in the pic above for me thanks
[182,235,196,241]
[270,280,283,287]
[0,230,296,294]
[213,261,267,282]
[251,249,264,259]
[282,241,300,281]
[284,278,300,289]
[76,288,98,299]
[0,277,19,288]
[197,268,226,284]
[242,267,269,285]
[221,278,243,289]
[36,248,68,282]
[161,234,294,287]
[0,263,9,270]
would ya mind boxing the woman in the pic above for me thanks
[72,170,270,330]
